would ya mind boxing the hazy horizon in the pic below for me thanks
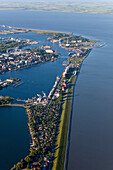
[1,0,113,2]
[0,0,113,15]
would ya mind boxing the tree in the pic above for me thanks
[24,156,31,163]
[26,163,30,169]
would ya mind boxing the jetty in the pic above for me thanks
[0,103,25,107]
[14,82,24,88]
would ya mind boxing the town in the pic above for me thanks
[0,36,59,74]
[0,28,103,170]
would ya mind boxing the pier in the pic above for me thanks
[14,82,24,88]
[0,104,25,107]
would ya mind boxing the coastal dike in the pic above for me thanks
[52,51,92,170]
[52,75,76,170]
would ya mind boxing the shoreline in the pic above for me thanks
[52,75,76,170]
[64,76,77,170]
[52,51,91,170]
[64,51,91,170]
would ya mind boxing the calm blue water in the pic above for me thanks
[0,107,29,170]
[0,10,113,170]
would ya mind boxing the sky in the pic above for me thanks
[1,0,113,2]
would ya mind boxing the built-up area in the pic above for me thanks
[0,36,59,74]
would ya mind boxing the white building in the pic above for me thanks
[45,49,54,53]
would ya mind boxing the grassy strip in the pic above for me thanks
[28,29,64,35]
[52,75,76,170]
[52,88,68,170]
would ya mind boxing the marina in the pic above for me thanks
[0,77,20,89]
